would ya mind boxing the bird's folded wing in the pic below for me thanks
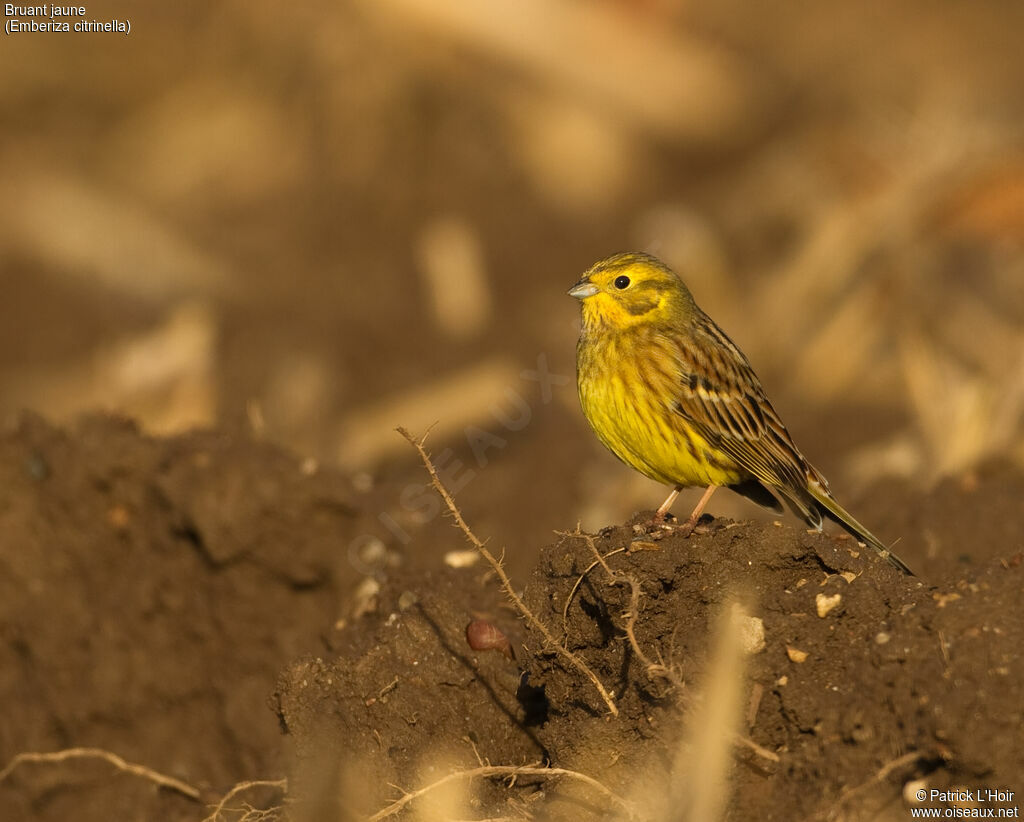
[663,321,811,497]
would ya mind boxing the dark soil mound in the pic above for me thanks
[2,415,1021,821]
[275,517,1023,820]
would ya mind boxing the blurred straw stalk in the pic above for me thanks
[730,122,1024,486]
[336,358,521,469]
[357,0,774,217]
[2,302,217,435]
[415,216,492,340]
[1,163,229,301]
[638,598,751,822]
[362,0,771,145]
[898,330,1024,481]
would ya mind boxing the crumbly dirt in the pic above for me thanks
[522,519,1023,820]
[1,415,1021,821]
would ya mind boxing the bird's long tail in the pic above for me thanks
[805,478,915,576]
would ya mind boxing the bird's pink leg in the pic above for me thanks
[677,484,718,537]
[654,486,682,521]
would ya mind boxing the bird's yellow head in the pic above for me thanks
[569,252,695,331]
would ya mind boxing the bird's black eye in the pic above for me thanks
[614,275,631,289]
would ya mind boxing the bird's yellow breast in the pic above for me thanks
[577,331,745,489]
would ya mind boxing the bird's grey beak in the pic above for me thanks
[568,281,599,299]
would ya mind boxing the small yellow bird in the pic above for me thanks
[570,252,913,575]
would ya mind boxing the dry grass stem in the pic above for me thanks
[0,747,201,801]
[202,779,288,822]
[368,764,635,821]
[399,427,619,716]
[732,733,781,764]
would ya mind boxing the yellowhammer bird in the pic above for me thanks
[570,251,913,575]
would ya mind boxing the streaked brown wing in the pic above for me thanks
[664,313,813,501]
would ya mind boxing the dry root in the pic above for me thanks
[368,763,636,821]
[0,747,201,801]
[399,426,619,716]
[0,747,287,822]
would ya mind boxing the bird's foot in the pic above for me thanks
[634,512,676,536]
[676,518,698,538]
[634,512,712,539]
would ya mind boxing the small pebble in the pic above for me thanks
[351,578,380,619]
[815,593,842,618]
[734,612,766,655]
[786,646,809,663]
[352,537,387,570]
[466,619,513,659]
[107,505,131,530]
[444,549,480,568]
[904,778,928,804]
[26,453,50,480]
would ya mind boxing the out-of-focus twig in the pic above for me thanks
[0,747,201,802]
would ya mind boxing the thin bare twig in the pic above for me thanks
[235,807,284,822]
[578,534,681,689]
[368,764,635,821]
[732,733,781,764]
[619,573,682,687]
[398,427,618,716]
[0,747,201,801]
[202,779,288,822]
[560,544,627,641]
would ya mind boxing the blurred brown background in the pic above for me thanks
[3,0,1023,570]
